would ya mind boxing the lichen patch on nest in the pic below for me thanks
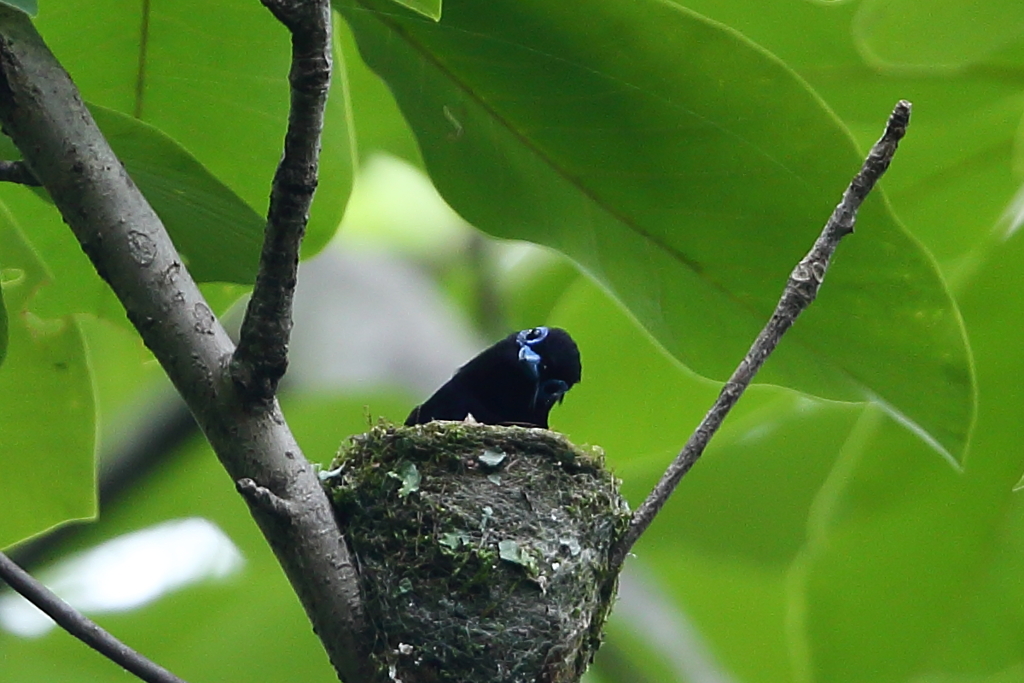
[323,421,630,683]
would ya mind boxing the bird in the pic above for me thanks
[405,326,581,429]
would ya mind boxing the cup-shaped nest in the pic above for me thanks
[324,421,630,683]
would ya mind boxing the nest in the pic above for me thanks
[324,421,630,683]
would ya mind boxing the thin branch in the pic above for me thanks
[0,551,188,683]
[609,100,912,572]
[0,7,370,682]
[0,158,40,185]
[230,0,332,403]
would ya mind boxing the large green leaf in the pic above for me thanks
[792,408,1017,683]
[390,0,441,22]
[336,0,973,462]
[33,0,353,259]
[5,106,265,286]
[336,16,422,165]
[853,0,1024,70]
[0,275,7,368]
[791,225,1024,683]
[570,4,1024,680]
[669,0,1024,271]
[89,105,264,284]
[0,202,95,550]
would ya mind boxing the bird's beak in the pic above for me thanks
[545,379,569,402]
[536,379,569,410]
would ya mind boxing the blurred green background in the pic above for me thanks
[1,0,1024,682]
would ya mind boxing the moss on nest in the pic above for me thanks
[323,421,630,683]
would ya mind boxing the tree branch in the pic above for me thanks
[231,0,332,403]
[0,551,189,683]
[0,158,40,185]
[609,100,912,572]
[0,7,370,682]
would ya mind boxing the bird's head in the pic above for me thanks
[515,326,582,410]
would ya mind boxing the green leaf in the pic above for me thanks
[337,17,423,165]
[497,538,521,563]
[439,531,468,550]
[669,0,1024,270]
[336,0,974,463]
[853,0,1024,70]
[792,220,1024,683]
[791,405,1016,683]
[35,0,353,260]
[0,202,95,549]
[90,105,264,283]
[0,274,7,368]
[0,105,265,284]
[389,461,421,497]
[0,0,37,16]
[390,0,441,22]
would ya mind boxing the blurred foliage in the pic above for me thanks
[1,1,1024,683]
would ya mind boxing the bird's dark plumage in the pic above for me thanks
[405,326,581,429]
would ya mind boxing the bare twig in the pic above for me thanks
[0,158,40,185]
[0,7,369,682]
[609,100,912,573]
[0,551,188,683]
[230,0,333,402]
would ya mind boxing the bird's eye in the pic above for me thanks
[519,326,549,345]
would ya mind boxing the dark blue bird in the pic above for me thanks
[405,326,581,429]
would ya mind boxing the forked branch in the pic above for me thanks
[231,0,333,402]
